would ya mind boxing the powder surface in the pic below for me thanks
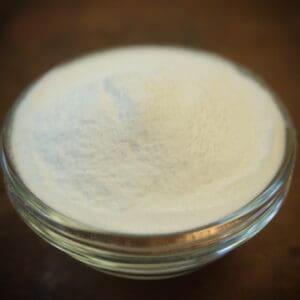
[10,46,286,234]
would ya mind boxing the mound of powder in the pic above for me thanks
[10,46,286,234]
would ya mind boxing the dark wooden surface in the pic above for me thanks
[0,1,299,299]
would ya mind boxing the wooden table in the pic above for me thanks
[0,1,299,299]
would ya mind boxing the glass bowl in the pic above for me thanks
[0,84,297,280]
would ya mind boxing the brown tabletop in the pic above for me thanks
[0,0,299,299]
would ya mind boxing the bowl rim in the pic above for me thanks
[0,80,297,240]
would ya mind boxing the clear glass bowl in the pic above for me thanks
[0,85,297,280]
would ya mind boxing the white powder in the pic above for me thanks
[10,46,285,234]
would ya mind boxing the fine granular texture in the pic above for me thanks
[10,46,285,234]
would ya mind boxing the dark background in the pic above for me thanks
[0,0,299,299]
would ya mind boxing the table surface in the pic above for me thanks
[0,0,299,299]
